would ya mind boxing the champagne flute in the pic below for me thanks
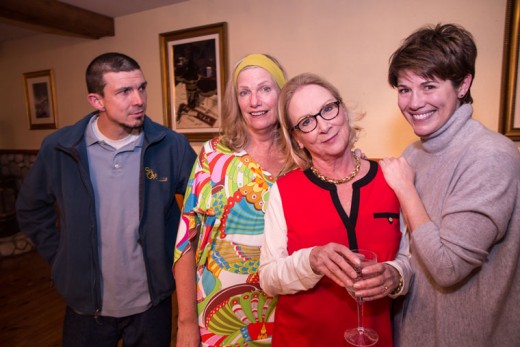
[344,249,378,346]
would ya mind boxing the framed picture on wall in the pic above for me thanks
[500,0,520,140]
[23,69,58,130]
[160,22,228,142]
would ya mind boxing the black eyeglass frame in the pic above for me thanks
[291,100,341,133]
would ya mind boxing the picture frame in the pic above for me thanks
[160,22,228,142]
[23,69,58,130]
[500,0,520,140]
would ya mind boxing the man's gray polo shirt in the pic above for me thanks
[85,116,151,317]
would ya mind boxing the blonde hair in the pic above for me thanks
[220,54,287,151]
[278,73,363,173]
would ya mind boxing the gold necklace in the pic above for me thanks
[310,154,361,184]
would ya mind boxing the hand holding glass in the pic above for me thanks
[344,249,378,346]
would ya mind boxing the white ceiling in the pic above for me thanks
[0,0,186,42]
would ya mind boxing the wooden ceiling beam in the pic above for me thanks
[0,0,114,39]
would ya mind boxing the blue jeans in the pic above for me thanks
[62,296,172,347]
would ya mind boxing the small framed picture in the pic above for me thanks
[23,69,58,130]
[160,22,228,141]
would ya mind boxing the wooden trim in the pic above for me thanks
[500,0,520,140]
[0,0,114,39]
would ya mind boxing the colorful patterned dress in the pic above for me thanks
[174,137,277,347]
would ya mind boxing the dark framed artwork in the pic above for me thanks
[160,22,228,141]
[500,0,520,140]
[23,69,58,130]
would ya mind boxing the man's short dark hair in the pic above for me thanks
[86,52,141,96]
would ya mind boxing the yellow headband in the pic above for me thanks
[233,54,286,89]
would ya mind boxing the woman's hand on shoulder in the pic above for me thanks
[353,148,367,159]
[379,156,415,196]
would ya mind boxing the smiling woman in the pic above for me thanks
[382,23,520,347]
[259,72,411,347]
[235,67,281,139]
[172,53,288,347]
[394,71,472,138]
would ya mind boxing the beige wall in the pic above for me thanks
[0,0,515,157]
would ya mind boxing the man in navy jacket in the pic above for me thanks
[16,52,197,346]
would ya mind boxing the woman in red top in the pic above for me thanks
[259,73,412,346]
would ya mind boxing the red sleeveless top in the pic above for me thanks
[273,161,401,347]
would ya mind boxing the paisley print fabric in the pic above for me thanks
[174,137,277,346]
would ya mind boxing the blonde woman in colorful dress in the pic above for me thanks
[173,53,287,347]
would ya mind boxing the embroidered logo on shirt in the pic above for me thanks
[145,167,168,182]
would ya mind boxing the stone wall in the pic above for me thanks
[0,150,37,190]
[0,150,37,256]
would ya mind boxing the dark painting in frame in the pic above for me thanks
[23,69,58,130]
[160,22,228,141]
[500,0,520,140]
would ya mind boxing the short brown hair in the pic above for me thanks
[388,23,477,104]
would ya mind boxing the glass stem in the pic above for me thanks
[357,297,364,331]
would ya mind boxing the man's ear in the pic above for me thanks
[87,93,105,111]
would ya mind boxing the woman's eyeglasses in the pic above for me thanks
[291,100,341,133]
